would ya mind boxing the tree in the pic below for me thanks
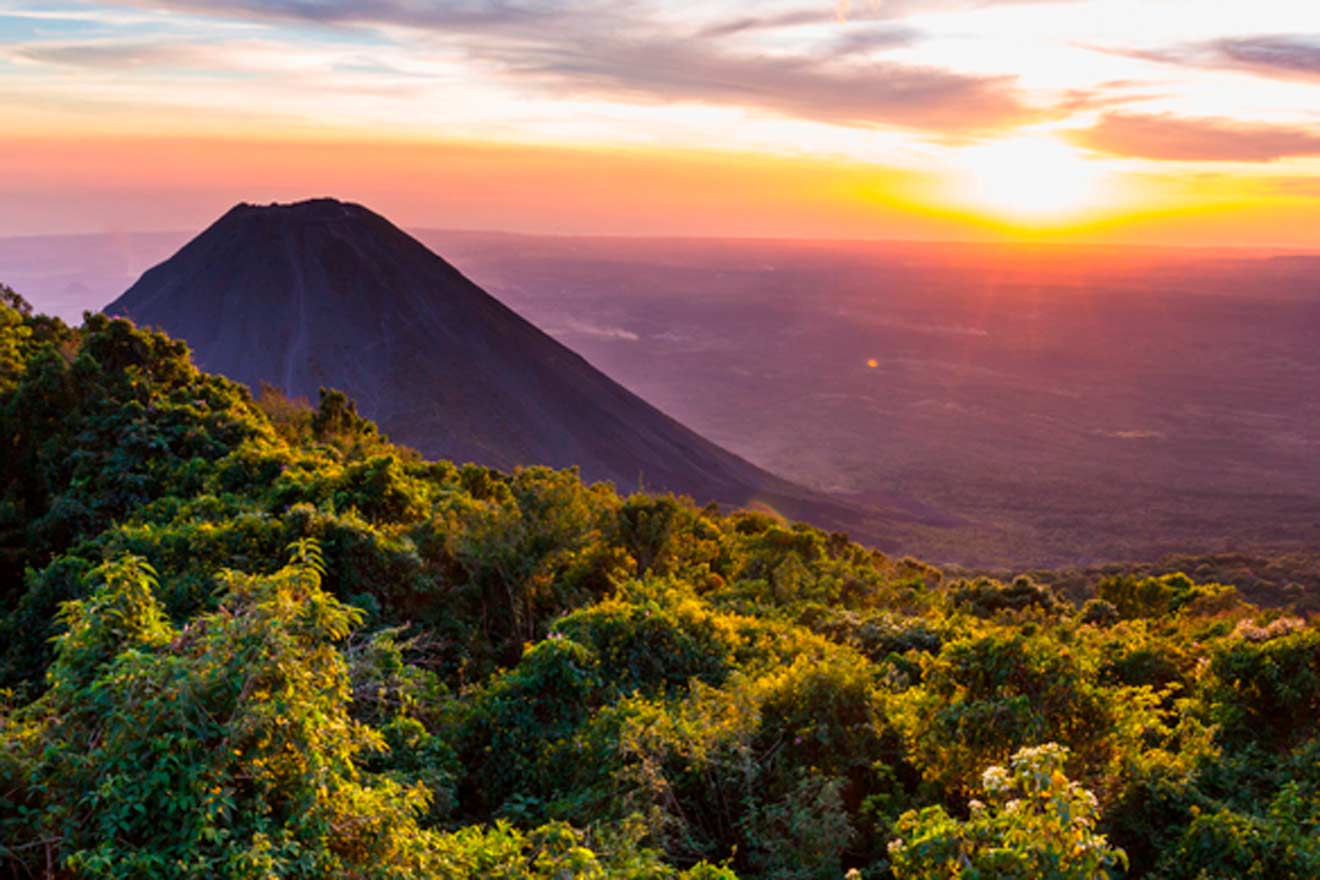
[889,743,1126,879]
[0,284,32,394]
[6,542,442,878]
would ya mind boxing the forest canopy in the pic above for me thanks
[0,291,1316,878]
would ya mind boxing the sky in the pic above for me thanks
[2,0,1320,246]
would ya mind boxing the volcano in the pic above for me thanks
[106,198,907,539]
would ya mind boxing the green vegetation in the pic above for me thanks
[1,292,1317,878]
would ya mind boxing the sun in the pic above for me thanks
[953,135,1104,222]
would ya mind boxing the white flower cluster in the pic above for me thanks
[981,764,1010,795]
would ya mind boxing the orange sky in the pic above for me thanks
[2,1,1319,247]
[4,134,1317,249]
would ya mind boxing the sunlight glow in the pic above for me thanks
[954,136,1106,222]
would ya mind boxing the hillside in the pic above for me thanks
[103,199,919,545]
[1,288,1317,878]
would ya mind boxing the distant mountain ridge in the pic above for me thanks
[105,198,908,541]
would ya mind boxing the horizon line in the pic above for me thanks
[3,224,1316,258]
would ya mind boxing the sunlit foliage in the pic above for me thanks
[889,743,1126,879]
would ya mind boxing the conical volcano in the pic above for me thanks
[105,198,898,537]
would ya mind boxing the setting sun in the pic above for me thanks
[954,136,1107,222]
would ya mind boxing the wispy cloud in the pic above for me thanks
[828,25,921,57]
[552,318,641,342]
[1095,33,1320,83]
[110,0,573,33]
[1074,112,1320,162]
[1051,80,1165,114]
[13,40,214,69]
[1210,35,1320,80]
[6,33,438,107]
[696,10,831,40]
[833,0,1073,18]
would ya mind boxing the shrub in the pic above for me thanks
[889,743,1126,880]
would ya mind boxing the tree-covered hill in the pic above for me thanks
[1,286,1317,878]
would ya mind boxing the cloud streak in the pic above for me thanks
[696,10,833,40]
[483,35,1036,133]
[13,40,217,69]
[1074,113,1320,162]
[1211,35,1320,80]
[1097,33,1320,83]
[114,0,573,32]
